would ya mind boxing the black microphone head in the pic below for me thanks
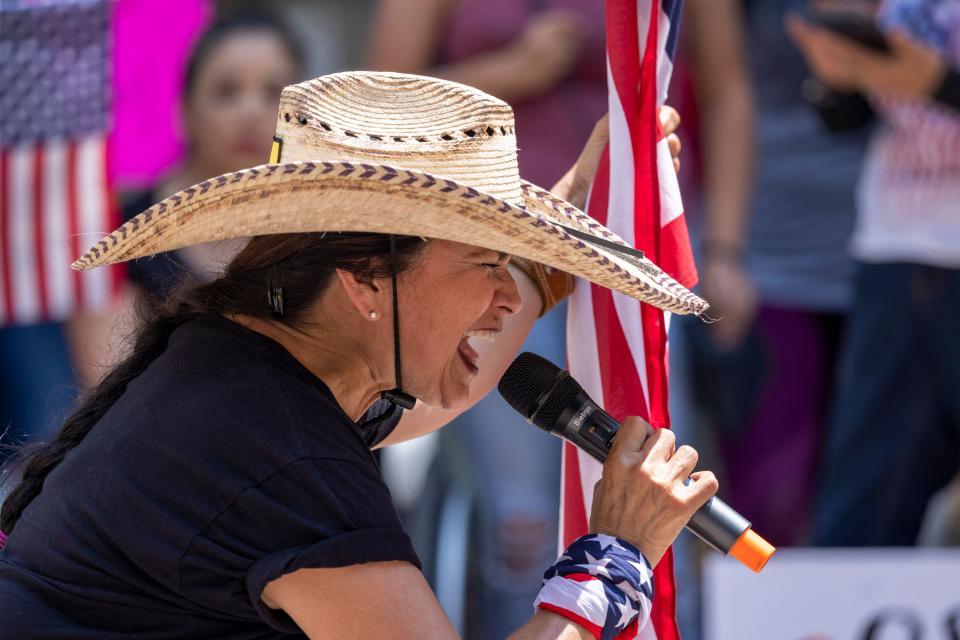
[498,352,584,430]
[498,352,560,419]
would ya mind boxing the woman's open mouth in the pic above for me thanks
[457,329,497,376]
[457,336,480,375]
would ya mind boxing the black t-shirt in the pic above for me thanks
[0,314,418,638]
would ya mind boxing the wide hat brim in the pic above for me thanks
[72,161,708,316]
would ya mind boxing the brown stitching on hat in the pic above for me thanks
[321,162,334,174]
[402,170,417,186]
[300,163,315,175]
[198,181,212,194]
[215,176,228,187]
[297,114,308,125]
[283,113,291,123]
[360,164,377,178]
[422,174,436,188]
[283,164,298,174]
[440,180,457,193]
[380,166,398,181]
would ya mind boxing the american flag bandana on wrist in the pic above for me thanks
[534,534,654,639]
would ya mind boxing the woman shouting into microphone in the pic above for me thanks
[0,72,714,639]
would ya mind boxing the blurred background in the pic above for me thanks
[1,0,958,637]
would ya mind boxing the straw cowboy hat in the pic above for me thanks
[73,71,707,316]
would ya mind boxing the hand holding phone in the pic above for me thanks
[810,11,890,53]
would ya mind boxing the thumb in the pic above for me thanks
[887,29,917,55]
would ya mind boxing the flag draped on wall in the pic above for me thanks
[0,0,120,327]
[562,0,696,638]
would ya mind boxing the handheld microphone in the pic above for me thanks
[498,352,775,572]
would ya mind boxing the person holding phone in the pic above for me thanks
[788,0,960,546]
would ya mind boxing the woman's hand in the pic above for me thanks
[554,107,682,209]
[589,418,718,566]
[660,105,682,174]
[786,14,946,100]
[555,113,609,209]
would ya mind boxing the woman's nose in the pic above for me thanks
[495,271,523,316]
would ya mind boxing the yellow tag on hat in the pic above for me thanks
[269,136,283,163]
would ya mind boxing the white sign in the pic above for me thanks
[704,549,960,639]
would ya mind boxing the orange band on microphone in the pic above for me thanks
[729,528,775,573]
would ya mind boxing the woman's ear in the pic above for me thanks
[335,269,386,319]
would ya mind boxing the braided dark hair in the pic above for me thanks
[0,232,425,536]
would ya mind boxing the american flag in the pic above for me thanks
[0,0,120,327]
[562,1,696,638]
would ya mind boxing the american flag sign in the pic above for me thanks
[563,0,696,638]
[0,0,120,327]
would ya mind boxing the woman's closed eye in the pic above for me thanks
[481,260,511,276]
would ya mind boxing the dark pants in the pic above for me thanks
[716,306,844,546]
[679,305,845,547]
[813,262,960,546]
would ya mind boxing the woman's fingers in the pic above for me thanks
[658,105,681,136]
[670,444,699,480]
[666,132,682,174]
[686,470,720,507]
[608,416,653,456]
[638,425,676,463]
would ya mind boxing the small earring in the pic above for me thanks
[369,310,378,320]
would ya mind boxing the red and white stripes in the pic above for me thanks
[0,136,119,327]
[562,1,697,638]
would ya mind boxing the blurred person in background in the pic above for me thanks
[121,14,304,302]
[789,0,960,546]
[662,0,754,636]
[365,2,606,635]
[0,0,123,468]
[672,0,870,555]
[2,12,306,457]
